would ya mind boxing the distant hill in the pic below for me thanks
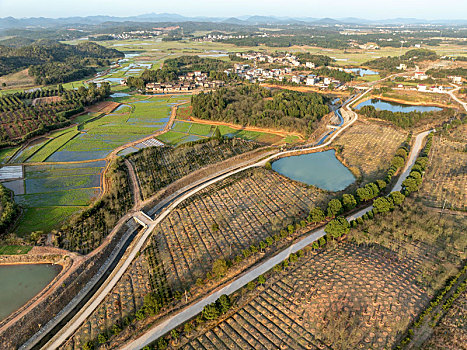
[0,41,124,83]
[0,14,466,29]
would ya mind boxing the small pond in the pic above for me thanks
[272,150,355,191]
[356,98,442,113]
[0,264,61,320]
[347,68,379,76]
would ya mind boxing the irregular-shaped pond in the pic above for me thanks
[272,150,355,191]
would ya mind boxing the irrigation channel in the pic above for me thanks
[25,89,367,349]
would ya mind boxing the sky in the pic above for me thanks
[0,0,466,20]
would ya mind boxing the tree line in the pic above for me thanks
[357,104,452,129]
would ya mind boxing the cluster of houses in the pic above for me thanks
[196,34,249,42]
[234,52,310,68]
[227,63,291,82]
[291,74,343,88]
[145,71,224,93]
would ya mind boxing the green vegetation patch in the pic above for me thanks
[14,206,85,236]
[27,130,79,162]
[0,245,32,255]
[156,131,189,145]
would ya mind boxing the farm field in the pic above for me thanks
[180,244,429,350]
[333,120,407,182]
[79,39,467,66]
[44,95,189,162]
[12,162,104,235]
[419,127,467,211]
[61,167,332,349]
[130,138,262,199]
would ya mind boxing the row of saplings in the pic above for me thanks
[141,135,434,350]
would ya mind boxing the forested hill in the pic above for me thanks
[191,85,330,136]
[0,40,124,84]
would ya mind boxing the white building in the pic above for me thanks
[396,64,407,70]
[305,62,316,69]
[306,76,319,85]
[450,76,462,84]
[414,72,428,80]
[291,75,302,84]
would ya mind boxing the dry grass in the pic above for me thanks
[334,120,407,182]
[419,128,467,211]
[0,69,36,89]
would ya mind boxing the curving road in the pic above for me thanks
[122,129,432,350]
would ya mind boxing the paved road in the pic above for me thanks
[122,129,432,350]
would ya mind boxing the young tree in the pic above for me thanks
[327,199,343,218]
[309,207,325,223]
[216,294,231,314]
[342,194,357,211]
[212,258,228,278]
[203,303,220,320]
[324,216,350,239]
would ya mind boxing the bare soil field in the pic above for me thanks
[32,96,63,106]
[86,101,121,114]
[333,120,407,182]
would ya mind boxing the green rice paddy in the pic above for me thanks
[13,162,104,235]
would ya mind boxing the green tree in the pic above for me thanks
[309,207,325,223]
[390,191,405,206]
[376,179,387,191]
[402,177,420,194]
[216,294,231,314]
[143,292,162,315]
[391,156,405,169]
[373,197,395,214]
[324,216,350,239]
[82,341,94,350]
[258,274,266,285]
[212,258,228,278]
[327,199,343,218]
[203,303,220,320]
[97,333,108,344]
[342,194,357,211]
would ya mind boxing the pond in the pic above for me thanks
[346,68,379,76]
[271,150,355,191]
[355,98,442,113]
[0,264,61,320]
